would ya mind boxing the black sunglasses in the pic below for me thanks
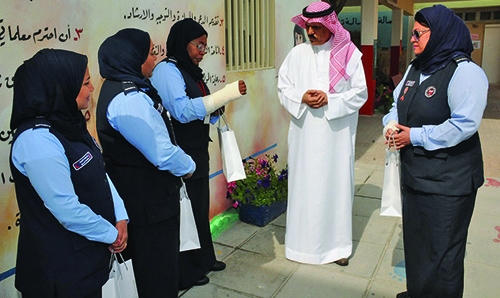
[412,29,430,41]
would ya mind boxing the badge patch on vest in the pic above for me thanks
[405,80,415,87]
[73,152,93,171]
[424,86,436,98]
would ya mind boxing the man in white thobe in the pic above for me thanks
[278,1,367,265]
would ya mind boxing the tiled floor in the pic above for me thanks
[179,84,500,298]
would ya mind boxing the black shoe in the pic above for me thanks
[396,291,410,298]
[211,261,226,271]
[334,258,349,266]
[194,275,209,286]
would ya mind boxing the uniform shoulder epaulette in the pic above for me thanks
[166,56,177,64]
[121,81,139,95]
[453,55,471,64]
[158,56,176,66]
[33,116,51,130]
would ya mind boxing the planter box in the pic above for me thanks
[239,200,287,227]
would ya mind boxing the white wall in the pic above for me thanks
[482,24,500,84]
[275,0,312,72]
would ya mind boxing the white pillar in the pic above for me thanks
[406,15,415,69]
[390,8,404,77]
[391,8,403,47]
[361,0,378,47]
[359,0,379,115]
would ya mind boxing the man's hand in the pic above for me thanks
[302,89,328,108]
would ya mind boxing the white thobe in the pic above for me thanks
[277,38,368,264]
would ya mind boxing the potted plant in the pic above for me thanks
[226,154,288,227]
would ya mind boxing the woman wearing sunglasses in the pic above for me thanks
[382,5,488,298]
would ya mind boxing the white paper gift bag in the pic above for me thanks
[380,135,402,217]
[217,115,246,182]
[102,253,138,298]
[179,181,201,252]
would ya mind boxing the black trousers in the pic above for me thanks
[127,216,180,298]
[179,177,217,289]
[402,186,477,298]
[84,289,102,298]
[23,289,101,298]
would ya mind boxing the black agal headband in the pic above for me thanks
[302,3,335,18]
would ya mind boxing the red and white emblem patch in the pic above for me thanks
[424,86,436,98]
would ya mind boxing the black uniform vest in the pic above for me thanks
[396,57,484,195]
[161,59,211,180]
[96,80,182,226]
[10,118,114,297]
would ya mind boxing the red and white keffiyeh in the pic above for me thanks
[291,1,357,93]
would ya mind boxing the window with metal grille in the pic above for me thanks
[454,8,500,23]
[480,11,491,21]
[225,0,275,71]
[464,12,476,21]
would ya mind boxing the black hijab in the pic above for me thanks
[166,18,208,81]
[412,4,473,75]
[10,49,88,140]
[98,28,153,90]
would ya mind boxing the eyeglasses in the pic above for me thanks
[190,41,207,52]
[412,29,430,41]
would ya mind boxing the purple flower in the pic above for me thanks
[259,159,269,168]
[258,176,271,188]
[279,169,288,180]
[225,153,288,207]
